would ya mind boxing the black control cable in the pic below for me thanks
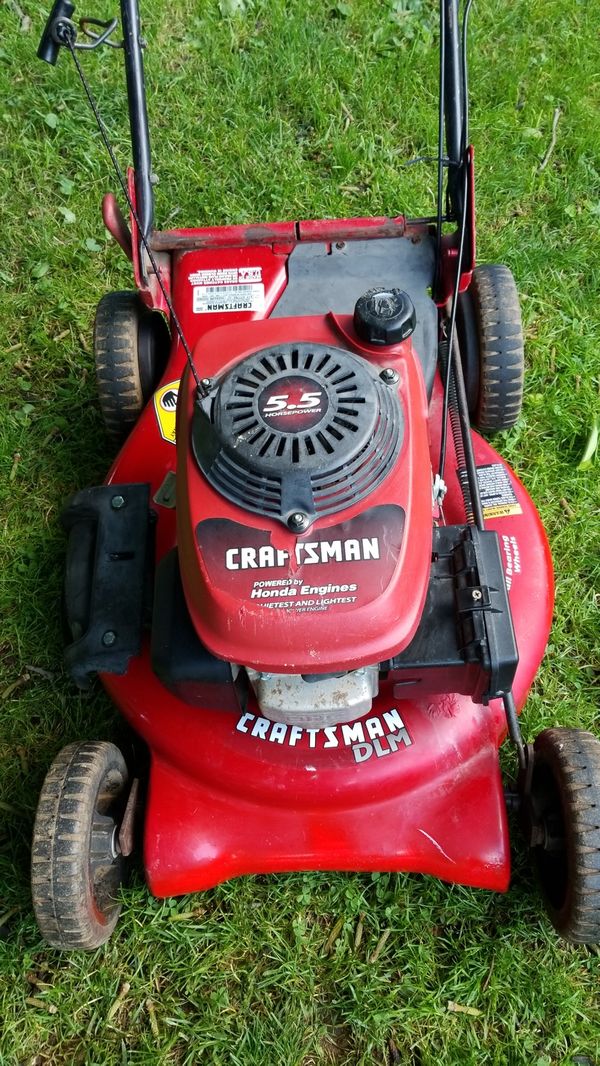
[55,19,204,396]
[435,0,474,511]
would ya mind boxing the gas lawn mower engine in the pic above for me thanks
[154,307,435,729]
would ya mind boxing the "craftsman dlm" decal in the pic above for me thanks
[236,707,412,764]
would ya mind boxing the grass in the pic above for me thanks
[0,0,599,1062]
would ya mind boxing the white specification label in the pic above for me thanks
[193,282,264,314]
[188,266,262,285]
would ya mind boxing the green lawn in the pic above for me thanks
[1,0,599,1063]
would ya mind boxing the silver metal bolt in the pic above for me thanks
[102,630,117,647]
[111,494,125,510]
[472,589,482,601]
[380,368,399,385]
[200,377,212,391]
[288,512,309,532]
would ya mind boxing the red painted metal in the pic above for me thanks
[437,146,476,306]
[149,215,415,252]
[102,192,133,261]
[297,216,407,241]
[99,217,553,901]
[150,220,298,252]
[127,167,170,316]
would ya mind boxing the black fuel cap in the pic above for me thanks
[353,288,416,346]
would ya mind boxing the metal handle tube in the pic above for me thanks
[120,0,153,243]
[443,0,464,218]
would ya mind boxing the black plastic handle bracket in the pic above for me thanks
[37,0,76,65]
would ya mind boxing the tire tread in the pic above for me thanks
[31,741,128,951]
[533,728,600,944]
[470,264,525,432]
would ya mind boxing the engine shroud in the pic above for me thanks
[176,314,434,674]
[193,343,403,528]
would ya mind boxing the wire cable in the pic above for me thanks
[434,0,446,294]
[436,0,473,495]
[58,22,204,394]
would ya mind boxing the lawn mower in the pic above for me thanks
[31,0,600,951]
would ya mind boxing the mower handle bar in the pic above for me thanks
[37,0,466,249]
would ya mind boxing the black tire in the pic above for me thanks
[529,728,600,944]
[457,264,524,432]
[94,291,170,445]
[31,741,129,950]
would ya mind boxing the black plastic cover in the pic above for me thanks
[388,525,518,703]
[452,525,519,702]
[193,342,403,528]
[62,483,152,687]
[151,548,247,712]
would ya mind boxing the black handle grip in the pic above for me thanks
[37,0,76,65]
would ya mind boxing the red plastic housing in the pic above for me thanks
[175,314,432,673]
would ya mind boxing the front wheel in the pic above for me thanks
[528,728,600,944]
[31,741,130,950]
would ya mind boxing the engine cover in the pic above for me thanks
[193,342,403,529]
[176,313,433,674]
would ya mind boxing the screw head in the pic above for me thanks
[288,511,309,532]
[200,377,212,390]
[380,368,399,385]
[111,494,125,510]
[102,630,117,647]
[472,589,482,601]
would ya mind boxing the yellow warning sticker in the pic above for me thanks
[476,463,522,519]
[483,504,522,519]
[458,462,523,519]
[154,380,180,444]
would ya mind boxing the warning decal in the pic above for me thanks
[188,267,262,286]
[153,380,180,444]
[476,463,522,518]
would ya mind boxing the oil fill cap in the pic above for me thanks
[354,288,416,346]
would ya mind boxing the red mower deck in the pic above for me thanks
[30,0,600,952]
[105,327,552,895]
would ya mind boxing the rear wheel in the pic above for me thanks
[528,728,600,944]
[94,290,170,445]
[457,264,524,432]
[31,741,129,950]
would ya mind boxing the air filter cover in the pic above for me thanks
[193,343,403,527]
